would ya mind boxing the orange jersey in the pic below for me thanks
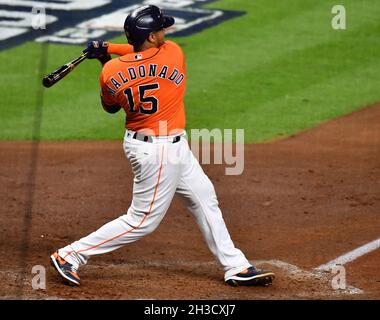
[100,41,186,136]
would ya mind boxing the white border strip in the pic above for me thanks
[315,238,380,271]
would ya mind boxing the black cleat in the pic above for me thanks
[50,251,81,286]
[225,266,275,287]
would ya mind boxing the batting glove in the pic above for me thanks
[83,40,109,59]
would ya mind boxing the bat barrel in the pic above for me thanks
[42,64,72,88]
[42,53,88,88]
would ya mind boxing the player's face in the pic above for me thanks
[152,30,165,47]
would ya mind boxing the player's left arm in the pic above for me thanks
[99,71,122,114]
[100,92,121,114]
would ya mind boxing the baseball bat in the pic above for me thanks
[42,52,89,88]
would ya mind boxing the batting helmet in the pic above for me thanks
[124,5,175,47]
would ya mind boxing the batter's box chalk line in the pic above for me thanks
[254,259,363,296]
[315,238,380,272]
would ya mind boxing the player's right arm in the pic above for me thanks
[107,43,134,56]
[83,40,134,60]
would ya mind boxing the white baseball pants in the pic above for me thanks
[58,130,251,280]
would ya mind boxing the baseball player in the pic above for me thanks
[50,5,275,288]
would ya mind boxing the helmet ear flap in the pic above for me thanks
[124,16,133,44]
[124,28,131,44]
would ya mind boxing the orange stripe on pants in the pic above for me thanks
[63,145,165,260]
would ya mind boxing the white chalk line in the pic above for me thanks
[2,252,370,299]
[256,260,362,296]
[315,237,380,272]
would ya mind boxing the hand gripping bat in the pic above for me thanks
[42,52,89,88]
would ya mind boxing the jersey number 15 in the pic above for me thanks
[124,83,159,115]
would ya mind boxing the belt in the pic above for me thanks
[129,131,182,143]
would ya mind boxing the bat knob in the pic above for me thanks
[42,76,53,88]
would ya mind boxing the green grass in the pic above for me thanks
[0,0,379,142]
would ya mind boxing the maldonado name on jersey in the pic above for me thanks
[0,0,245,51]
[106,63,185,96]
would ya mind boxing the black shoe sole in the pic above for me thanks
[226,274,275,287]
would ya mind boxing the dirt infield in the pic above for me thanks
[0,104,379,300]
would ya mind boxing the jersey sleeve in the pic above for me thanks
[165,40,186,69]
[107,43,134,56]
[99,68,117,106]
